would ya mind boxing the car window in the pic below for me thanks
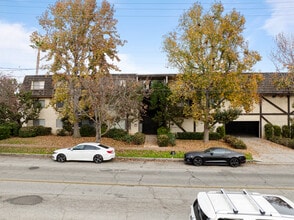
[214,149,226,154]
[98,144,109,149]
[73,145,85,150]
[84,145,99,150]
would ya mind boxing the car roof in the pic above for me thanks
[197,189,294,219]
[77,142,100,146]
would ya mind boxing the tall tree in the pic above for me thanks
[80,75,145,142]
[163,2,262,142]
[271,33,294,93]
[149,80,185,131]
[34,0,125,137]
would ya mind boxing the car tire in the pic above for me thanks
[93,154,103,163]
[193,157,203,166]
[56,154,66,163]
[229,157,240,167]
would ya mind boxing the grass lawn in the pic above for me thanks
[0,135,253,160]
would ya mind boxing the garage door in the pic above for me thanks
[226,121,259,137]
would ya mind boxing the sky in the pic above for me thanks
[0,0,294,82]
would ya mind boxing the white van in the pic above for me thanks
[190,189,294,220]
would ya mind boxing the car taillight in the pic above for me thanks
[107,150,113,154]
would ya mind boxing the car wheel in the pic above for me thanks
[56,154,66,163]
[193,157,203,166]
[93,154,103,163]
[229,157,240,167]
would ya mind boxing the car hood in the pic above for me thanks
[54,148,71,153]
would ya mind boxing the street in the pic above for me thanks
[0,155,294,220]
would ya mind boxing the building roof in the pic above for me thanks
[21,73,293,98]
[258,72,294,95]
[22,75,53,98]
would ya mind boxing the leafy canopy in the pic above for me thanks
[163,2,262,141]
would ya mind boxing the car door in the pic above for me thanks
[68,144,86,161]
[83,145,100,161]
[205,148,226,163]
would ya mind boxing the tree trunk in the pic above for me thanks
[95,122,101,143]
[203,122,209,142]
[73,121,80,138]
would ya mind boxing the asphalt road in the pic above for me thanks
[0,156,294,220]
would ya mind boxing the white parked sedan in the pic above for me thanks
[52,142,115,163]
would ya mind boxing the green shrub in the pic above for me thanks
[2,122,20,136]
[209,132,221,140]
[282,125,291,138]
[35,126,52,136]
[273,125,281,137]
[216,126,225,138]
[104,128,127,140]
[291,124,294,139]
[176,132,221,140]
[19,127,37,138]
[56,129,67,136]
[157,127,169,135]
[167,132,176,146]
[264,124,274,140]
[157,134,169,147]
[0,126,10,140]
[132,132,145,145]
[121,134,134,143]
[176,132,203,140]
[223,135,247,149]
[80,124,96,137]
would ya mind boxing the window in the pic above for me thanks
[33,119,45,126]
[56,102,64,109]
[84,145,98,150]
[34,100,45,108]
[56,119,63,128]
[31,81,45,90]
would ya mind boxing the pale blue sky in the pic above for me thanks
[0,0,294,81]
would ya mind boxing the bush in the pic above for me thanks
[176,132,203,140]
[264,124,274,140]
[132,132,145,145]
[157,134,169,147]
[104,128,127,140]
[19,127,37,138]
[176,132,221,140]
[157,127,169,135]
[167,132,176,146]
[273,125,281,137]
[223,135,247,149]
[0,126,10,140]
[56,129,68,136]
[291,124,294,139]
[216,126,225,138]
[80,124,96,137]
[1,122,20,136]
[282,125,291,138]
[35,126,52,136]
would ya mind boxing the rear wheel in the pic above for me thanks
[229,157,240,167]
[193,157,203,166]
[93,154,103,163]
[56,154,66,163]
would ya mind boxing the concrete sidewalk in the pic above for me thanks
[240,137,294,164]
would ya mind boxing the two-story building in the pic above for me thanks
[22,73,294,138]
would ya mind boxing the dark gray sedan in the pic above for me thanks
[184,147,246,167]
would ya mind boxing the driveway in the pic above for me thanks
[240,137,294,164]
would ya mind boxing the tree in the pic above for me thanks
[149,80,185,131]
[271,33,294,93]
[163,2,262,142]
[34,0,125,138]
[79,75,146,142]
[0,74,41,126]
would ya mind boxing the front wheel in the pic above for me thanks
[193,157,203,166]
[56,154,66,163]
[93,154,103,163]
[229,157,240,167]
